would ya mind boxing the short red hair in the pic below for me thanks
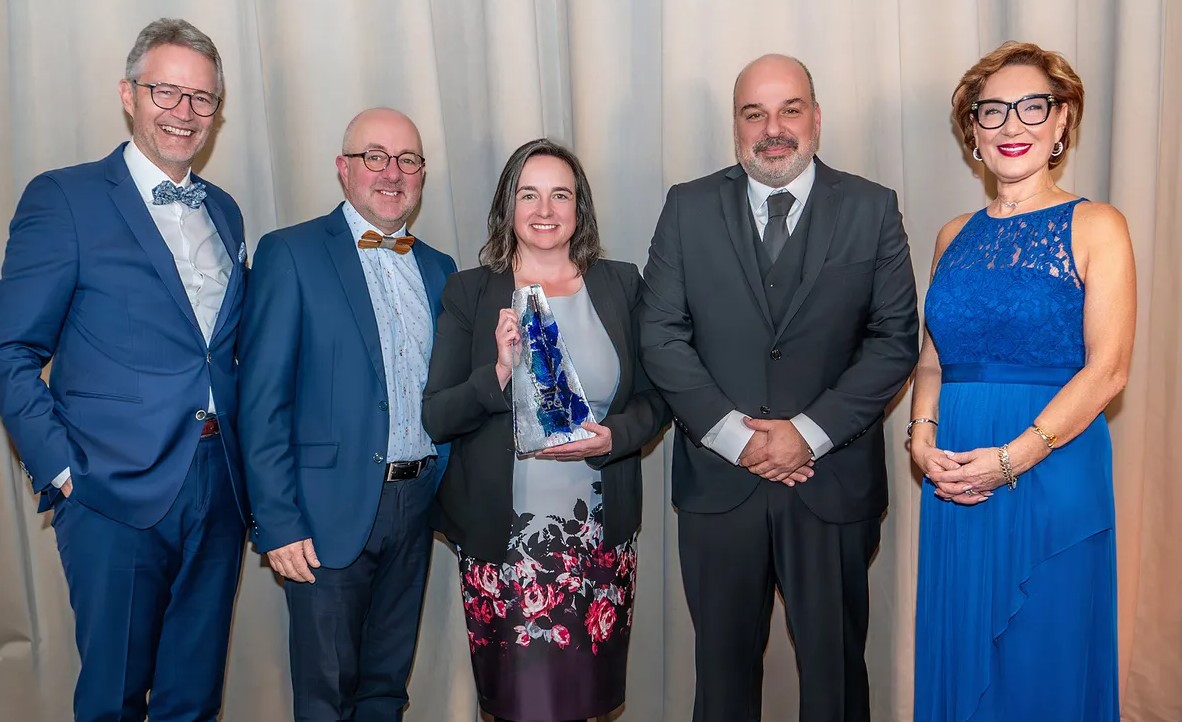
[951,41,1084,169]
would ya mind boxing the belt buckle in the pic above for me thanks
[200,415,220,438]
[384,457,426,483]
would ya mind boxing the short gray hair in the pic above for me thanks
[125,18,224,96]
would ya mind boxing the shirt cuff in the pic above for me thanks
[50,467,71,489]
[701,410,756,466]
[790,413,833,460]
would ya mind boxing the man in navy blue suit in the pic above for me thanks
[0,18,249,722]
[238,107,456,721]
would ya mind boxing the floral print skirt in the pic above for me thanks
[458,487,637,721]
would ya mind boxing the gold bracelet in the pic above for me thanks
[998,444,1017,489]
[1029,423,1057,449]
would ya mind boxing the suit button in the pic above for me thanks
[770,349,782,361]
[379,401,389,411]
[373,453,384,464]
[760,405,770,414]
[206,352,212,364]
[195,409,207,421]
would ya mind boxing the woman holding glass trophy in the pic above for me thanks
[423,138,668,722]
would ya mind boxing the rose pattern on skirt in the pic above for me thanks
[459,493,637,657]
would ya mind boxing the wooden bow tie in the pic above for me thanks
[358,230,415,254]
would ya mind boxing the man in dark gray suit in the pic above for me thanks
[639,54,919,722]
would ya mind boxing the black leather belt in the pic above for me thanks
[384,457,432,482]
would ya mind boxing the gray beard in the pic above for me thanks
[738,148,813,187]
[735,134,817,187]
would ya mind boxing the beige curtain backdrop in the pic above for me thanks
[0,1,1178,720]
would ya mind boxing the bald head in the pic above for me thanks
[342,107,421,154]
[336,107,425,235]
[733,54,816,112]
[732,54,821,187]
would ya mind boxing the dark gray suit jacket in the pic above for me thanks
[639,159,919,522]
[423,260,670,563]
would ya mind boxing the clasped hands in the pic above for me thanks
[738,418,815,485]
[913,443,1008,505]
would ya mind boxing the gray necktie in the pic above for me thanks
[763,191,795,262]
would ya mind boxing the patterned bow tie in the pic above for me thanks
[358,230,415,254]
[151,180,207,209]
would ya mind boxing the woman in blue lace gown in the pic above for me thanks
[912,43,1136,721]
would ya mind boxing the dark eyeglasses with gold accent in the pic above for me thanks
[971,93,1058,130]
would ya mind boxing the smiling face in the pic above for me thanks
[733,55,821,187]
[973,64,1068,183]
[119,44,219,182]
[336,109,425,234]
[512,154,577,255]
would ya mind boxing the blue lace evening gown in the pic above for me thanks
[915,199,1119,721]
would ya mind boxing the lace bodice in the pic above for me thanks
[925,199,1086,368]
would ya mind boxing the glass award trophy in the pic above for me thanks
[511,284,596,455]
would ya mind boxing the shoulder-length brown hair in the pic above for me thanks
[479,138,602,274]
[951,41,1084,169]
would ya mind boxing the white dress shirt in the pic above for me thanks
[700,159,835,465]
[343,202,436,462]
[51,141,232,489]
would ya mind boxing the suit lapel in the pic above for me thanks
[583,262,630,414]
[323,208,387,392]
[719,166,773,329]
[774,160,842,339]
[486,267,516,314]
[412,245,445,331]
[106,156,203,339]
[200,179,244,343]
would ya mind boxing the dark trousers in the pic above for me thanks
[286,461,436,722]
[53,436,245,722]
[678,480,880,722]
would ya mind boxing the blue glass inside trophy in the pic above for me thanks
[511,284,596,455]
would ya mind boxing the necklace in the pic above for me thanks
[997,185,1055,211]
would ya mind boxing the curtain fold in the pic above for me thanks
[1,1,1176,719]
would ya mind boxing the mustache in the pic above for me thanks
[753,136,799,153]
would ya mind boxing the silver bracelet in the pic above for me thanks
[906,417,938,438]
[998,444,1018,489]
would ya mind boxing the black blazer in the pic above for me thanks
[639,159,919,522]
[423,259,670,563]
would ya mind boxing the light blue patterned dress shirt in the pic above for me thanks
[343,202,436,462]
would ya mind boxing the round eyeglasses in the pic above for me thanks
[132,80,222,117]
[342,149,426,174]
[971,93,1058,130]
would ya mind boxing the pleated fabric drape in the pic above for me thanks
[1,2,1178,720]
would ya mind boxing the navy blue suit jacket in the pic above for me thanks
[0,143,250,527]
[238,204,455,569]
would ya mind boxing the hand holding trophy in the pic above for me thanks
[510,284,597,455]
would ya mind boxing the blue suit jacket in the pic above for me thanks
[0,143,250,527]
[238,204,455,569]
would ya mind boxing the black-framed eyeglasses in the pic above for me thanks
[342,149,426,174]
[971,93,1058,130]
[132,80,222,117]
